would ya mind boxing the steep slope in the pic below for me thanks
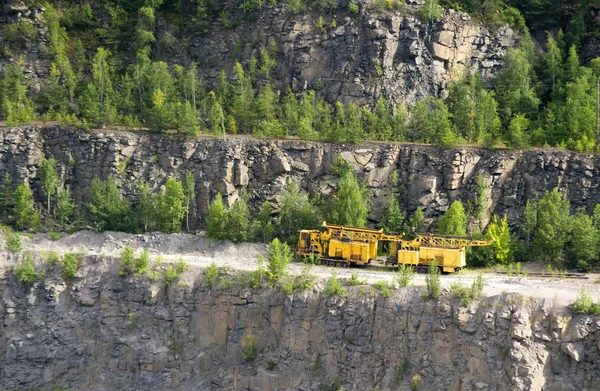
[2,125,599,229]
[0,255,597,391]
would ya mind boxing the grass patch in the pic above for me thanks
[283,265,316,294]
[425,261,441,299]
[346,272,366,286]
[373,280,394,298]
[396,264,414,287]
[323,273,347,296]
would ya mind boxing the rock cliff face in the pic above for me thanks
[0,0,515,106]
[1,125,599,229]
[0,255,598,391]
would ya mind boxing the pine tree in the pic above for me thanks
[331,170,369,227]
[0,173,14,224]
[252,201,275,243]
[54,190,75,230]
[534,189,571,262]
[0,64,35,124]
[438,200,467,236]
[208,92,226,138]
[521,197,538,243]
[206,193,228,239]
[14,183,40,231]
[38,158,59,215]
[382,197,405,233]
[78,48,118,127]
[567,208,599,270]
[135,180,154,233]
[86,176,132,232]
[154,177,186,233]
[225,192,250,243]
[183,171,196,231]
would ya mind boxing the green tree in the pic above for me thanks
[494,48,539,122]
[225,192,250,243]
[331,169,369,227]
[534,189,571,262]
[208,92,226,137]
[176,101,200,135]
[54,190,75,230]
[146,89,177,133]
[421,0,442,21]
[409,97,457,147]
[487,214,511,265]
[78,48,118,127]
[522,196,538,243]
[154,177,186,233]
[382,197,405,233]
[86,176,132,232]
[277,182,320,244]
[206,193,228,239]
[252,201,275,243]
[592,203,600,232]
[183,171,195,231]
[14,183,40,231]
[506,114,530,149]
[266,238,292,282]
[45,3,76,107]
[407,207,425,235]
[438,200,467,236]
[38,158,60,215]
[135,180,154,233]
[544,33,563,96]
[0,64,35,124]
[567,208,599,270]
[468,173,487,227]
[0,173,14,223]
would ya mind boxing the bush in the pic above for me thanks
[251,255,268,288]
[283,265,316,294]
[165,258,188,286]
[15,257,38,283]
[61,253,79,278]
[396,264,414,287]
[347,272,365,286]
[267,238,292,282]
[5,232,23,252]
[323,273,347,296]
[571,287,600,314]
[119,246,136,276]
[206,261,219,287]
[46,250,60,265]
[241,331,259,361]
[136,249,150,275]
[425,261,441,298]
[450,273,485,306]
[373,280,394,298]
[49,232,63,241]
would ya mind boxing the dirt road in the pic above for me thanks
[4,230,599,306]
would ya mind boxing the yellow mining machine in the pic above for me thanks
[296,222,494,272]
[390,233,495,273]
[296,222,403,267]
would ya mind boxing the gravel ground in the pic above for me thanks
[4,230,600,306]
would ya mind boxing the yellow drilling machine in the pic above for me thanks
[296,222,494,273]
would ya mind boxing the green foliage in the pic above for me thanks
[409,97,457,147]
[571,287,600,314]
[283,265,316,293]
[205,261,219,287]
[225,192,250,243]
[534,189,571,262]
[241,331,259,361]
[323,273,347,296]
[165,258,188,286]
[54,190,75,230]
[252,201,275,243]
[61,253,79,278]
[0,173,14,224]
[183,171,196,231]
[38,158,60,215]
[2,20,39,49]
[5,232,23,252]
[421,0,442,22]
[251,254,268,288]
[425,261,441,298]
[154,177,186,233]
[86,176,132,232]
[373,280,394,298]
[331,170,369,227]
[0,64,36,125]
[567,208,599,270]
[468,173,487,221]
[15,257,38,284]
[407,207,425,235]
[206,193,228,240]
[277,182,319,244]
[267,238,292,282]
[396,264,414,287]
[46,251,60,265]
[488,215,511,265]
[119,246,149,276]
[14,184,40,231]
[347,272,365,286]
[382,197,405,233]
[438,200,467,236]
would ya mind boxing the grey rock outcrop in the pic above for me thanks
[0,0,515,107]
[0,256,598,391]
[1,125,599,231]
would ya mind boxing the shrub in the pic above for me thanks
[283,265,316,294]
[571,287,600,314]
[323,273,347,296]
[119,246,136,276]
[251,255,268,288]
[425,261,441,298]
[5,232,23,252]
[165,258,188,286]
[348,2,359,14]
[46,250,60,265]
[241,331,258,360]
[347,272,365,286]
[15,257,38,283]
[267,238,292,282]
[396,264,414,287]
[206,261,219,288]
[373,280,394,298]
[61,253,79,278]
[49,232,63,241]
[136,249,150,275]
